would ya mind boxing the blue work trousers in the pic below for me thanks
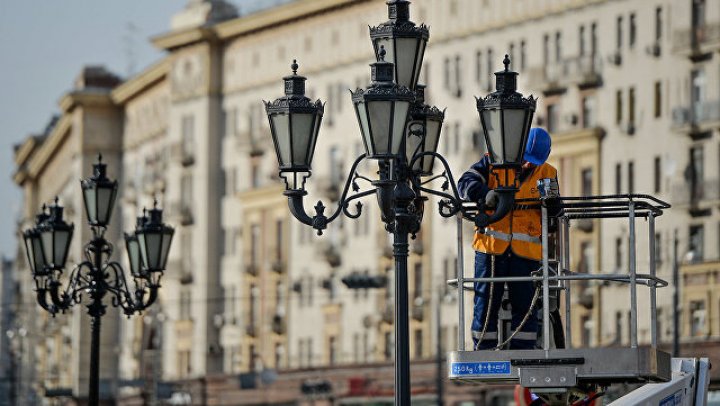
[471,250,540,350]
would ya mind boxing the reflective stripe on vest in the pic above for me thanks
[481,229,541,244]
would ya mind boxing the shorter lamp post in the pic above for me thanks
[22,156,174,406]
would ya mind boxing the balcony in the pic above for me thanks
[272,314,286,335]
[527,55,602,94]
[672,100,720,135]
[245,324,257,337]
[180,205,194,226]
[246,264,258,276]
[381,305,394,324]
[412,301,425,322]
[670,179,720,215]
[673,23,720,59]
[271,260,285,273]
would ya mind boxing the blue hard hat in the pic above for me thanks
[524,128,551,165]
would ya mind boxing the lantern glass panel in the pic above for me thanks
[413,40,427,87]
[290,113,315,166]
[391,101,410,155]
[368,101,392,154]
[271,114,291,166]
[423,119,442,173]
[96,186,115,225]
[405,124,422,166]
[160,230,173,270]
[482,109,503,163]
[40,230,53,266]
[83,186,97,224]
[139,232,162,271]
[355,102,373,154]
[126,236,142,276]
[502,109,528,163]
[53,229,71,266]
[395,37,421,88]
[375,38,395,69]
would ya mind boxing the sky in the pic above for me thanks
[0,0,292,260]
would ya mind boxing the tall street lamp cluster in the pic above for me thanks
[265,0,536,404]
[23,156,174,406]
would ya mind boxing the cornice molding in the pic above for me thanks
[215,0,372,41]
[111,60,169,105]
[151,26,217,51]
[26,114,73,180]
[59,91,115,113]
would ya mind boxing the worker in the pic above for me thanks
[458,127,559,350]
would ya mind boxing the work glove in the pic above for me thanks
[484,190,499,209]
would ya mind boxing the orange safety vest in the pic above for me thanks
[473,162,558,261]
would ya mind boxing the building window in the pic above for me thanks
[582,95,596,128]
[250,224,260,268]
[692,0,706,34]
[628,87,636,125]
[615,311,623,343]
[508,43,515,68]
[629,13,637,48]
[486,48,494,91]
[655,7,663,42]
[615,163,622,194]
[689,224,704,262]
[276,219,283,262]
[579,25,586,56]
[581,168,593,196]
[543,34,550,65]
[628,161,634,194]
[581,315,591,347]
[251,160,260,188]
[691,69,706,119]
[555,31,562,62]
[454,55,462,98]
[654,81,662,118]
[180,288,192,320]
[690,300,706,336]
[615,90,623,124]
[182,115,194,156]
[443,57,451,90]
[654,233,662,264]
[690,145,704,202]
[615,237,623,270]
[654,156,662,193]
[616,16,623,49]
[414,262,422,299]
[384,332,392,361]
[546,104,558,133]
[475,50,482,83]
[329,336,338,365]
[579,241,594,273]
[414,329,423,359]
[520,40,527,70]
[590,23,598,57]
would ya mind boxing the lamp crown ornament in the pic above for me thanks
[387,0,411,23]
[284,59,306,97]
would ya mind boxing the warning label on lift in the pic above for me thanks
[450,361,512,377]
[659,389,683,406]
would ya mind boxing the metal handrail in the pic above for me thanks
[454,193,671,352]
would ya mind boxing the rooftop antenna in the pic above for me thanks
[123,22,139,77]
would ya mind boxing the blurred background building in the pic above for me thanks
[5,0,720,404]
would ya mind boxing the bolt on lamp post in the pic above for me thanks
[264,2,535,404]
[22,156,174,406]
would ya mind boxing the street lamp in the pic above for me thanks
[265,2,535,404]
[22,156,174,406]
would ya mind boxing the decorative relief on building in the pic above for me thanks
[171,52,208,99]
[125,87,169,146]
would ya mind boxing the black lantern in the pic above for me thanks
[407,85,445,175]
[265,60,325,172]
[370,0,429,90]
[81,155,118,227]
[352,47,415,159]
[136,203,174,273]
[38,199,74,271]
[125,214,147,278]
[23,209,50,276]
[476,55,536,167]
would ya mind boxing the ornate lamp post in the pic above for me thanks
[265,2,535,404]
[22,156,174,406]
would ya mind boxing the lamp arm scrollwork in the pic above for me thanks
[409,151,466,217]
[286,153,376,234]
[105,261,158,315]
